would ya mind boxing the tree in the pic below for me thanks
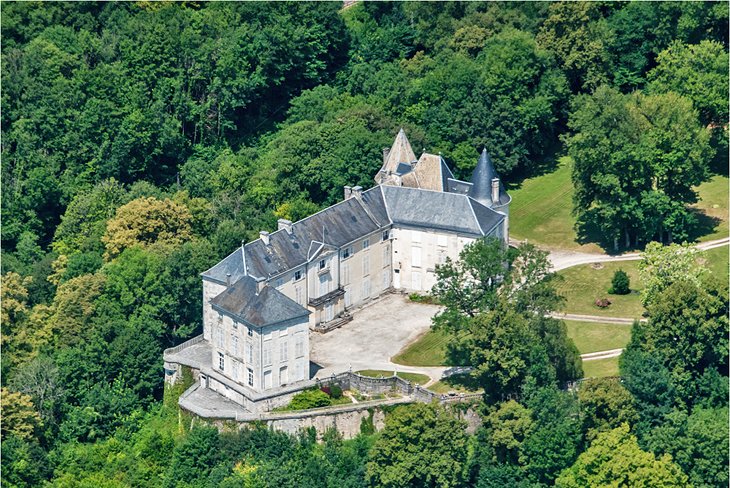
[102,196,192,260]
[566,86,712,248]
[648,41,729,127]
[578,377,638,441]
[609,269,630,295]
[638,241,706,306]
[643,407,729,488]
[8,357,64,428]
[366,403,469,488]
[165,426,222,488]
[432,240,581,398]
[0,388,42,441]
[536,2,613,92]
[555,424,689,488]
[1,272,32,347]
[484,400,534,465]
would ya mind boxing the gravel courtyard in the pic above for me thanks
[310,293,445,379]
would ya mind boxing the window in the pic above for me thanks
[280,340,288,361]
[413,272,422,291]
[247,368,254,387]
[295,286,303,305]
[411,247,422,267]
[382,270,390,289]
[345,286,352,307]
[295,338,304,358]
[279,366,288,385]
[264,370,272,389]
[263,345,272,366]
[342,247,352,259]
[217,313,222,324]
[232,335,239,356]
[342,263,350,284]
[437,234,448,247]
[233,360,241,381]
[247,327,253,337]
[319,259,326,270]
[362,279,371,299]
[438,251,447,265]
[294,270,302,281]
[319,275,329,295]
[218,352,225,371]
[382,230,389,241]
[363,238,370,249]
[412,232,421,243]
[362,255,370,275]
[232,320,237,330]
[246,343,253,363]
[383,245,390,263]
[215,328,224,348]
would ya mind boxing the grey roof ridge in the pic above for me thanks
[467,196,485,236]
[468,197,506,236]
[440,155,455,179]
[354,191,382,227]
[378,184,394,224]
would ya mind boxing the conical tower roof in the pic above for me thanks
[469,148,506,207]
[381,128,417,175]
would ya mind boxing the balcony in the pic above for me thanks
[308,286,345,307]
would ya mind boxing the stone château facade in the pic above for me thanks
[164,130,510,412]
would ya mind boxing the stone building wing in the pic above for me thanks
[380,185,504,237]
[211,276,310,327]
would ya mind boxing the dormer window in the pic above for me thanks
[294,270,302,281]
[363,239,370,250]
[342,247,352,259]
[382,230,389,241]
[319,259,326,270]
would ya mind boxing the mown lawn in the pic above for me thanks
[704,245,729,278]
[509,157,728,251]
[582,357,620,378]
[691,174,729,242]
[557,261,645,319]
[428,374,483,394]
[355,370,430,385]
[509,157,603,253]
[392,328,450,367]
[565,320,632,354]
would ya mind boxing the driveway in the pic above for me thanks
[310,293,447,380]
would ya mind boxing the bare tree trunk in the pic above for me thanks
[625,229,630,249]
[614,237,619,252]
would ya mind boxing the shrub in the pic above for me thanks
[595,298,612,308]
[609,269,630,295]
[329,384,343,399]
[288,389,332,410]
[320,386,331,396]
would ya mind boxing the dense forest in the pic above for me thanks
[1,2,727,487]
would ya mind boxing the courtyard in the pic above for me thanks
[309,293,450,383]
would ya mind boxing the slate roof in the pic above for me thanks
[380,186,504,236]
[470,148,510,207]
[211,276,310,327]
[203,188,388,282]
[381,128,416,174]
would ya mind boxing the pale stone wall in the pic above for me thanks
[210,311,309,394]
[391,227,475,293]
[339,229,392,309]
[265,408,387,440]
[202,279,226,341]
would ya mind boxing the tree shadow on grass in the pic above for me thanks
[437,372,482,393]
[685,208,723,243]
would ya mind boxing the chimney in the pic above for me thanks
[351,186,363,199]
[383,148,390,165]
[259,230,270,245]
[277,219,293,234]
[226,273,231,287]
[256,278,266,295]
[491,178,500,205]
[344,185,352,200]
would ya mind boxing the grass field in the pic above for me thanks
[704,245,729,278]
[691,174,729,242]
[509,157,728,251]
[392,329,450,366]
[565,320,632,354]
[355,370,431,385]
[428,374,483,394]
[509,157,604,253]
[557,261,645,319]
[582,357,620,378]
